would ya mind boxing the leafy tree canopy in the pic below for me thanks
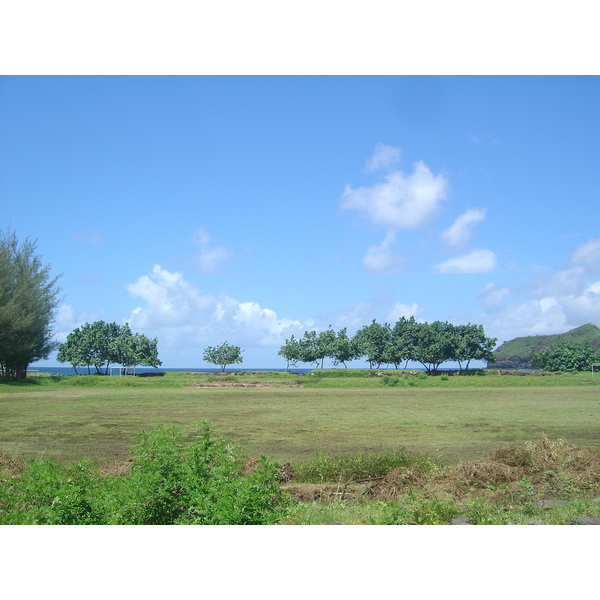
[57,321,161,375]
[530,341,598,372]
[202,341,244,372]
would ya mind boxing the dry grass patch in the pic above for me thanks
[0,450,26,478]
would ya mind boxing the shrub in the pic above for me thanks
[293,448,436,483]
[113,423,289,525]
[0,423,290,525]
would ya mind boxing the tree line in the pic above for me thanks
[57,321,161,374]
[278,317,498,372]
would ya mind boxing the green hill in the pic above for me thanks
[490,323,600,369]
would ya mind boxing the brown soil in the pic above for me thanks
[187,381,301,388]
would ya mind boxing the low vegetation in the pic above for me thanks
[0,423,288,524]
[281,435,600,525]
[2,369,599,524]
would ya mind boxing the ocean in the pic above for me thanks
[27,366,314,376]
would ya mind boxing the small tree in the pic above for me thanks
[110,323,162,373]
[388,316,420,369]
[329,327,360,368]
[202,341,244,372]
[411,321,455,372]
[354,320,392,369]
[278,335,301,372]
[454,323,497,370]
[297,330,320,368]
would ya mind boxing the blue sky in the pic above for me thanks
[2,75,600,368]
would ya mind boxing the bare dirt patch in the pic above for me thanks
[187,381,301,389]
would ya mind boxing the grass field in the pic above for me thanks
[2,370,600,525]
[2,369,599,465]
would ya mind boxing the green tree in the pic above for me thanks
[297,330,319,367]
[57,321,161,374]
[315,327,337,369]
[388,316,420,369]
[0,230,61,380]
[278,334,301,372]
[354,320,392,369]
[56,320,118,374]
[411,321,455,372]
[295,329,332,368]
[202,341,244,372]
[530,342,595,372]
[329,327,360,368]
[454,323,497,370]
[109,323,161,373]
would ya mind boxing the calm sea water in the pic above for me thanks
[27,366,313,376]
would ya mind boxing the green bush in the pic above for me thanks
[293,449,436,483]
[0,423,290,525]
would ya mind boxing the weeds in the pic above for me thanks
[0,422,290,525]
[293,448,436,483]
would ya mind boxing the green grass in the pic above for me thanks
[3,371,600,525]
[2,370,599,466]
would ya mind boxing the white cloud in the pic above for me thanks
[440,208,486,249]
[481,297,569,342]
[192,227,233,274]
[476,239,600,343]
[435,249,497,274]
[125,265,307,353]
[386,302,424,322]
[361,231,406,275]
[329,299,391,331]
[478,283,511,312]
[568,238,600,274]
[340,160,448,230]
[365,143,402,172]
[527,265,587,300]
[53,304,103,342]
[233,302,303,346]
[557,282,600,325]
[126,265,218,328]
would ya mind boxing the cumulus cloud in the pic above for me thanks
[126,265,218,328]
[365,143,402,172]
[362,231,406,275]
[53,304,103,342]
[340,159,448,230]
[386,302,424,322]
[440,208,486,249]
[481,297,569,342]
[560,281,600,324]
[192,227,233,274]
[477,238,600,343]
[125,265,306,353]
[435,249,497,274]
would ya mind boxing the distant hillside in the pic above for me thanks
[490,323,600,369]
